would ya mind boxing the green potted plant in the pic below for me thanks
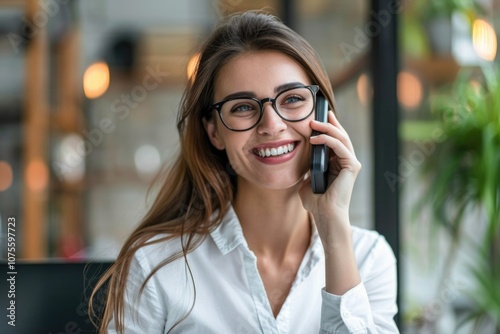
[416,64,500,332]
[415,0,479,55]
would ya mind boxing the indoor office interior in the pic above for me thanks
[0,0,499,333]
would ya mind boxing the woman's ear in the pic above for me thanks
[203,116,225,150]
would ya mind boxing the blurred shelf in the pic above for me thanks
[405,56,460,87]
[0,0,27,6]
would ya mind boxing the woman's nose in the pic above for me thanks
[256,102,287,136]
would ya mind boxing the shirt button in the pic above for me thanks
[342,310,351,318]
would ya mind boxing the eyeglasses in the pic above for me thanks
[211,85,320,131]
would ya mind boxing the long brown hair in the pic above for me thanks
[89,10,335,333]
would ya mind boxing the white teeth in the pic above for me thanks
[256,143,295,157]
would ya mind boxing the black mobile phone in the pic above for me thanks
[310,92,329,194]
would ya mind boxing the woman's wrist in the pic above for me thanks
[311,210,351,245]
[322,228,360,295]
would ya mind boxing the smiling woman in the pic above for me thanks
[90,11,398,334]
[205,51,314,188]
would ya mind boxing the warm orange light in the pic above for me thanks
[356,73,372,107]
[187,52,200,81]
[26,159,49,192]
[398,71,423,110]
[83,61,110,99]
[473,19,497,62]
[0,161,13,192]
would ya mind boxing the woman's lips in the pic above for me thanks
[252,141,300,164]
[253,142,297,158]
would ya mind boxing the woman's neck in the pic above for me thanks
[233,181,311,264]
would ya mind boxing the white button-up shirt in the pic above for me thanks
[109,205,399,333]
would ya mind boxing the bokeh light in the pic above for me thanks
[83,61,110,99]
[0,161,13,192]
[473,19,497,62]
[134,144,161,179]
[356,73,372,107]
[26,159,49,192]
[54,134,86,183]
[398,71,423,110]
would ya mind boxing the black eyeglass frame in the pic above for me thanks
[210,84,320,131]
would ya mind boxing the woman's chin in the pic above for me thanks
[261,175,306,191]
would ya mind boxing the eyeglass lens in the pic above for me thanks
[219,87,314,130]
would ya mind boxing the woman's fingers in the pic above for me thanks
[309,135,361,174]
[328,110,348,135]
[310,111,355,154]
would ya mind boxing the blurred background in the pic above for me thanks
[0,0,499,332]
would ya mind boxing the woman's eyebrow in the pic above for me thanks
[221,82,307,100]
[274,81,306,93]
[222,91,256,100]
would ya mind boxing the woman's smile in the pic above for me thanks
[251,140,300,164]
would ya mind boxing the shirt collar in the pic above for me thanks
[209,205,248,255]
[210,205,324,260]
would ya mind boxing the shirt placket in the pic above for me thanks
[275,297,290,333]
[275,235,321,334]
[241,248,280,334]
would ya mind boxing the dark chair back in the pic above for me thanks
[0,261,113,334]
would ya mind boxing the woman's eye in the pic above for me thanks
[231,104,255,113]
[283,95,305,104]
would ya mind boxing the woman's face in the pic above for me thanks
[205,51,314,191]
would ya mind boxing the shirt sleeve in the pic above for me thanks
[107,247,167,334]
[319,235,399,333]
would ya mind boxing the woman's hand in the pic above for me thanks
[299,110,362,244]
[299,110,362,295]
